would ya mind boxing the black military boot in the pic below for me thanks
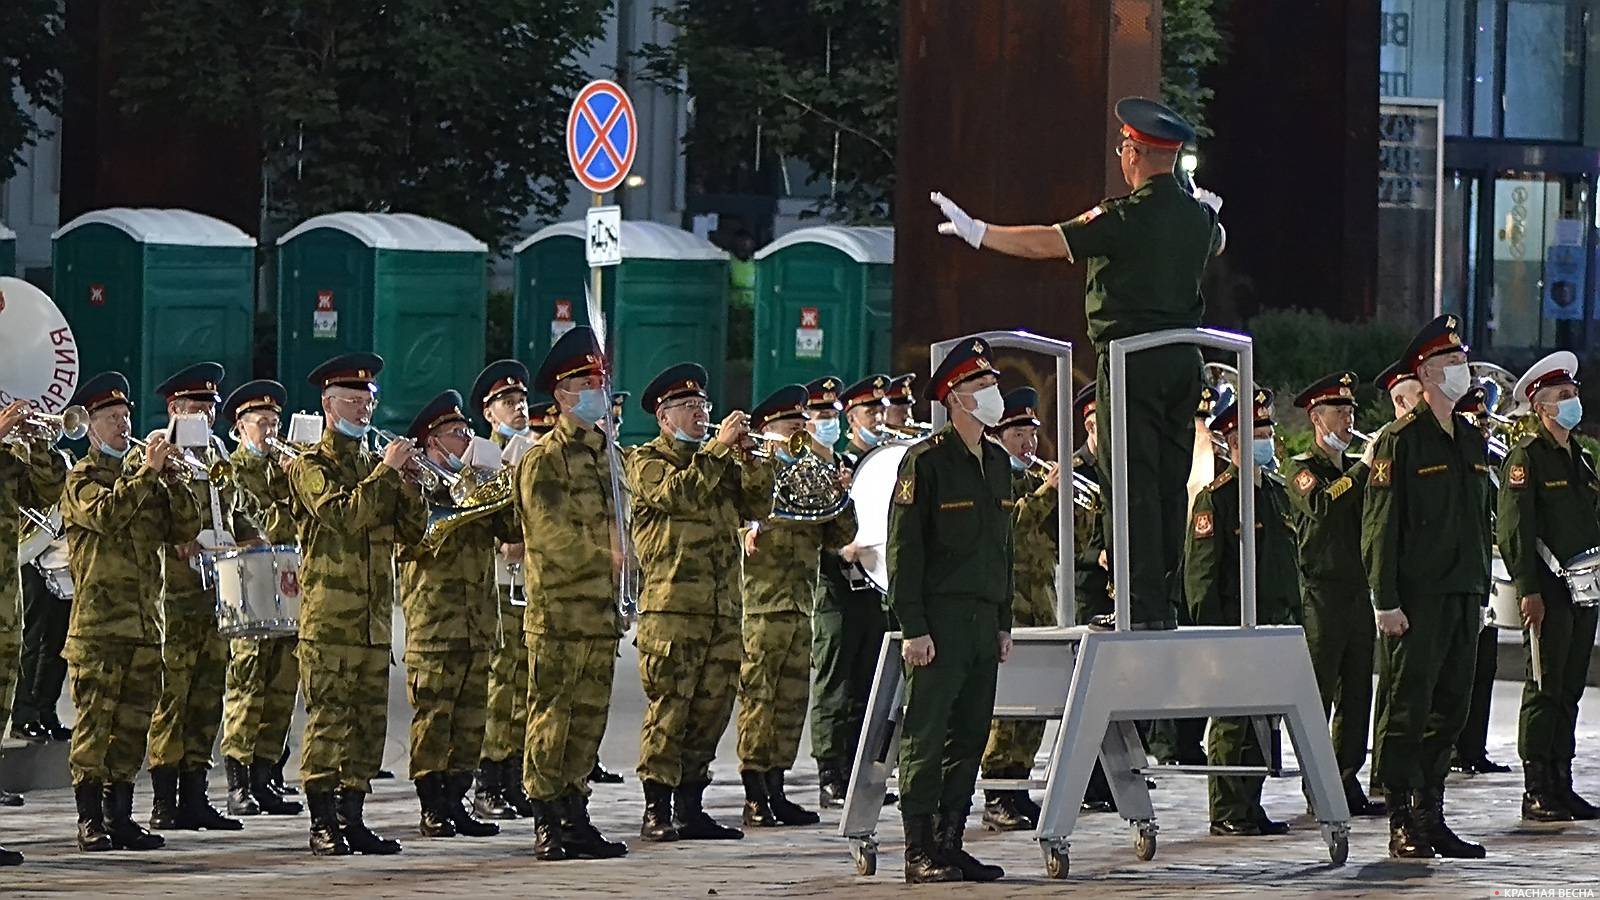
[473,758,517,820]
[740,770,779,828]
[1385,791,1433,858]
[1414,786,1485,859]
[588,760,624,784]
[337,789,402,855]
[764,769,820,826]
[531,798,568,861]
[1555,759,1599,820]
[1081,762,1116,814]
[179,767,243,831]
[902,814,960,884]
[306,790,350,856]
[446,771,500,837]
[817,759,847,808]
[105,782,165,850]
[147,767,182,831]
[1521,761,1574,822]
[639,780,678,842]
[0,844,19,866]
[224,756,260,816]
[250,760,303,815]
[273,747,298,796]
[1344,777,1386,817]
[981,788,1033,831]
[559,794,628,859]
[74,781,113,852]
[1013,766,1044,821]
[416,773,458,838]
[673,781,743,840]
[502,758,535,818]
[937,808,1004,881]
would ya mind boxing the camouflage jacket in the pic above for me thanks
[230,446,298,544]
[1009,468,1060,627]
[516,417,623,638]
[740,456,857,616]
[63,447,203,644]
[2,442,69,599]
[399,478,519,653]
[628,435,769,618]
[288,430,428,647]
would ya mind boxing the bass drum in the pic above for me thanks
[848,441,916,593]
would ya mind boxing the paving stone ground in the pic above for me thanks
[2,659,1597,898]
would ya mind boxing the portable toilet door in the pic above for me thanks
[751,226,894,402]
[51,208,258,435]
[512,221,729,445]
[0,221,15,276]
[276,212,489,432]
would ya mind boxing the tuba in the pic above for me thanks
[0,277,82,565]
[421,466,515,550]
[752,431,850,522]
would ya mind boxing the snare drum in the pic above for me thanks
[1556,546,1600,607]
[1488,556,1523,630]
[35,537,74,600]
[214,545,302,638]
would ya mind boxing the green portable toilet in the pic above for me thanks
[51,208,257,435]
[0,220,15,276]
[276,212,489,432]
[511,221,729,445]
[751,226,894,402]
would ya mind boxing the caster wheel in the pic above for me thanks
[851,842,877,876]
[1135,831,1157,861]
[1329,833,1348,867]
[1045,846,1070,879]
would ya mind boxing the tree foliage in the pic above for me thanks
[0,0,66,182]
[1162,0,1228,139]
[112,0,611,254]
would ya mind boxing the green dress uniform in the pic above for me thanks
[1498,416,1600,819]
[1058,170,1221,628]
[1185,454,1301,830]
[1361,314,1492,859]
[0,441,68,744]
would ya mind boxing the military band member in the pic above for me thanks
[1362,315,1491,859]
[1282,373,1384,817]
[1377,360,1424,420]
[932,98,1224,633]
[980,387,1062,831]
[1185,390,1297,837]
[289,352,428,856]
[530,398,560,439]
[1070,384,1110,625]
[218,380,303,818]
[628,361,765,842]
[471,359,536,819]
[62,372,201,852]
[1498,352,1600,822]
[586,387,631,788]
[516,327,629,860]
[884,372,918,430]
[138,363,252,833]
[889,338,1013,884]
[808,375,889,807]
[736,384,856,828]
[0,398,70,864]
[397,390,513,839]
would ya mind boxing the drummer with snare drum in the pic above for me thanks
[1496,351,1600,823]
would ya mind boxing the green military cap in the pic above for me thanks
[641,362,708,414]
[993,387,1041,431]
[1401,313,1467,375]
[926,337,1000,403]
[841,375,891,413]
[308,352,383,392]
[751,384,810,431]
[156,361,225,404]
[471,359,530,412]
[1293,372,1357,410]
[1210,388,1274,436]
[805,376,844,412]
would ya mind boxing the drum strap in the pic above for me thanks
[1536,541,1565,577]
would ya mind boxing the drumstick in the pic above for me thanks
[1530,624,1544,691]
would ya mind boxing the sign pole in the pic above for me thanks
[590,191,604,329]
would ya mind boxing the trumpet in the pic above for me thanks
[877,420,933,440]
[128,436,232,484]
[371,429,459,493]
[3,404,89,445]
[1026,453,1103,511]
[264,436,307,462]
[747,431,810,460]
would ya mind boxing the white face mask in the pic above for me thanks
[1437,363,1471,402]
[963,385,1005,427]
[1322,431,1350,453]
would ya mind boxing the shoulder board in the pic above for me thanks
[1512,433,1537,452]
[1290,452,1314,463]
[1390,409,1418,434]
[906,435,940,460]
[1205,470,1234,492]
[1265,471,1287,487]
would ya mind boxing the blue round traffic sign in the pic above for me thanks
[567,80,638,194]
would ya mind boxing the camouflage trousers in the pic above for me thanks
[0,584,19,739]
[736,611,811,772]
[523,632,617,802]
[148,611,229,770]
[636,611,740,787]
[220,636,299,764]
[298,640,389,794]
[981,719,1048,776]
[406,649,489,779]
[64,637,163,785]
[482,599,528,764]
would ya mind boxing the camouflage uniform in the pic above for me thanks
[398,489,518,780]
[288,430,427,794]
[981,468,1059,775]
[516,417,624,802]
[1,443,69,739]
[482,429,528,768]
[220,446,301,771]
[628,434,767,787]
[143,439,261,772]
[736,464,856,773]
[62,448,202,786]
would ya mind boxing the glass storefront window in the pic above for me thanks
[1502,0,1585,140]
[1485,172,1591,351]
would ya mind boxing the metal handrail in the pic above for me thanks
[1106,327,1256,631]
[929,330,1076,626]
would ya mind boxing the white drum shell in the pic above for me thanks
[1489,556,1523,629]
[848,442,913,593]
[214,545,301,638]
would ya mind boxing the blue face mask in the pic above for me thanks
[674,428,705,444]
[1252,438,1276,468]
[333,418,369,440]
[1555,397,1584,430]
[570,388,609,426]
[496,422,530,439]
[775,447,797,465]
[243,439,267,458]
[812,418,840,446]
[856,424,881,448]
[444,451,466,472]
[1009,455,1028,472]
[99,441,128,460]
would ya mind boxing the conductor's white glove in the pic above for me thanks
[930,191,987,249]
[1375,607,1409,637]
[1192,186,1224,214]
